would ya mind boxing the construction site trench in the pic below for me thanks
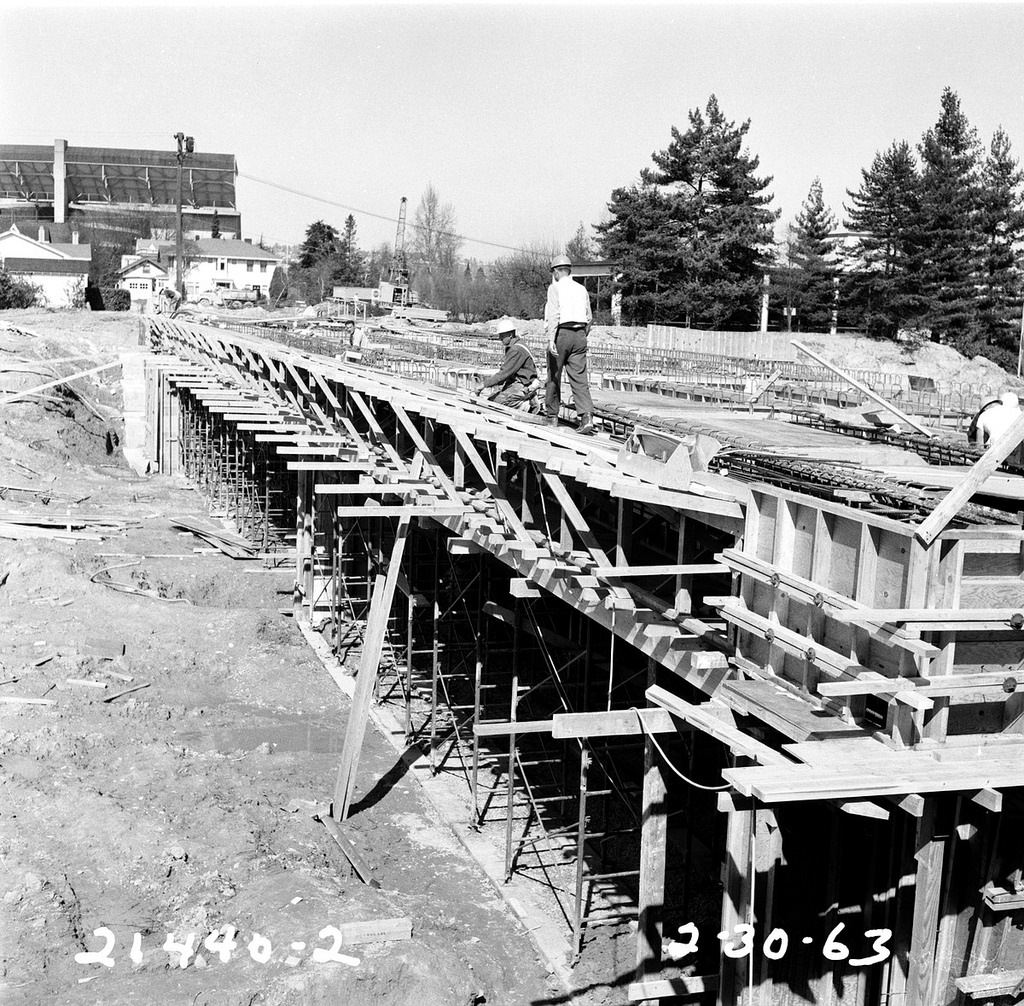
[0,313,560,1006]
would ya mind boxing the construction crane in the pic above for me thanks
[375,196,412,311]
[387,196,409,287]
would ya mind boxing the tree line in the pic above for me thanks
[596,88,1023,368]
[284,87,1022,368]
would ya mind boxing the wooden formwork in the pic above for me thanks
[143,318,1023,1006]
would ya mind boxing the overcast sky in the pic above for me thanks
[2,3,1022,260]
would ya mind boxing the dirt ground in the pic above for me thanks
[0,310,560,1006]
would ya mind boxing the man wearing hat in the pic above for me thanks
[475,319,540,410]
[544,254,595,434]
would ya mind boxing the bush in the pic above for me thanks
[97,287,131,311]
[0,268,38,308]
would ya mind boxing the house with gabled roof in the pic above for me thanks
[0,222,91,308]
[124,237,282,301]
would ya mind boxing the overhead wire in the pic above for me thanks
[237,171,543,256]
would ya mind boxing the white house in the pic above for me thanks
[117,256,170,313]
[125,237,282,300]
[0,223,91,308]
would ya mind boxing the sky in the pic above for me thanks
[2,2,1023,262]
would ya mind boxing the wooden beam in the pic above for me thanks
[915,408,1024,545]
[333,517,411,821]
[627,975,718,1002]
[591,563,728,578]
[637,661,669,987]
[905,801,946,1006]
[792,339,933,437]
[552,708,678,738]
[646,684,791,766]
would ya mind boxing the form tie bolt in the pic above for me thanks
[1003,677,1018,694]
[1011,613,1024,629]
[770,573,781,588]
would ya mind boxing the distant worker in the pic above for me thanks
[544,254,595,435]
[973,389,1024,461]
[475,319,541,411]
[973,389,1022,445]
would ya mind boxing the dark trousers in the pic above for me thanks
[545,325,593,418]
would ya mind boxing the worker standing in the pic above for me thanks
[544,254,596,435]
[475,319,540,410]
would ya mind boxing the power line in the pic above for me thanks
[237,170,541,256]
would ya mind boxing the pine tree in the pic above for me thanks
[595,181,683,325]
[565,222,594,263]
[977,127,1024,367]
[210,209,220,240]
[335,214,364,284]
[298,220,339,268]
[913,87,985,348]
[597,95,778,326]
[844,141,921,339]
[787,178,838,329]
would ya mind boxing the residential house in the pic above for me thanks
[124,238,283,301]
[118,256,170,313]
[0,222,91,308]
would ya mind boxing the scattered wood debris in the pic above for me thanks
[168,516,259,559]
[102,682,150,703]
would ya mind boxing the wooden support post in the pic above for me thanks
[718,793,754,1006]
[906,799,946,1006]
[636,659,669,993]
[332,517,411,821]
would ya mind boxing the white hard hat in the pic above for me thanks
[550,254,572,270]
[494,319,517,336]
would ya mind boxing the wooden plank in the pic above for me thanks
[591,563,727,578]
[792,340,933,436]
[724,760,1024,801]
[646,684,791,766]
[333,518,411,821]
[831,607,1024,625]
[331,505,468,517]
[956,970,1024,998]
[473,719,557,737]
[628,975,718,1001]
[916,408,1024,545]
[552,708,678,738]
[637,661,668,986]
[314,482,433,494]
[336,917,412,946]
[906,801,945,1006]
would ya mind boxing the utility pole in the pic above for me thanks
[174,132,194,298]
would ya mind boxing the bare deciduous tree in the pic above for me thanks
[411,184,462,272]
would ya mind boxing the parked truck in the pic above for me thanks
[194,284,260,309]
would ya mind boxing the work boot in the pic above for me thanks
[578,414,597,436]
[543,415,560,427]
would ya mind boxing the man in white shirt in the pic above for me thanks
[975,390,1024,462]
[544,255,596,435]
[975,389,1021,444]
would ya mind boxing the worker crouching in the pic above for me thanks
[475,320,542,412]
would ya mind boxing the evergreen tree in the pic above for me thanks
[298,220,339,268]
[978,127,1024,367]
[844,141,921,339]
[565,222,594,263]
[335,214,364,284]
[595,181,683,325]
[646,95,779,326]
[787,178,838,329]
[912,87,985,348]
[210,209,221,239]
